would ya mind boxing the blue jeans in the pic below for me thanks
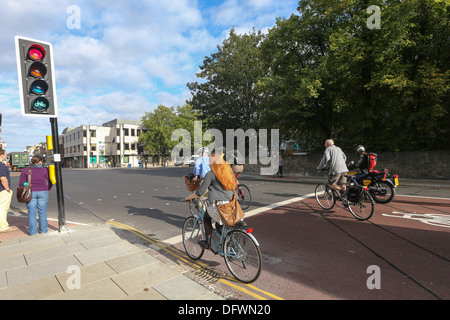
[27,191,49,235]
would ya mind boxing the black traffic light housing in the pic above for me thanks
[15,36,58,117]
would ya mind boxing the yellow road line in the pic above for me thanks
[218,279,267,300]
[106,220,284,300]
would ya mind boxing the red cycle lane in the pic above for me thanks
[231,195,450,300]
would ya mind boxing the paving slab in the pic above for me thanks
[105,251,159,274]
[0,275,63,300]
[55,261,118,291]
[110,262,181,296]
[24,242,87,265]
[45,278,128,300]
[153,275,225,300]
[6,255,82,287]
[0,254,27,272]
[0,237,67,258]
[74,241,142,266]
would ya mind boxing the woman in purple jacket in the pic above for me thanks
[19,155,53,235]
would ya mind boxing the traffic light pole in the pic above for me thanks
[50,117,66,232]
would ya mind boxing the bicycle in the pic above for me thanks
[234,172,252,210]
[314,173,375,220]
[182,198,262,283]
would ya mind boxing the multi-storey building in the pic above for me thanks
[62,119,144,168]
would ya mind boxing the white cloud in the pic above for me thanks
[0,0,298,151]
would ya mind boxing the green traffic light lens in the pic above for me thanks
[31,97,50,112]
[27,44,46,61]
[30,80,48,95]
[29,62,47,78]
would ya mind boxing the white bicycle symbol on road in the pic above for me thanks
[382,211,450,229]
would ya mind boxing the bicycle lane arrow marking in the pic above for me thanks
[382,211,450,229]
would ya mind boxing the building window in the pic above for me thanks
[90,130,96,137]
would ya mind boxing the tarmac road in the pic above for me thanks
[6,167,450,300]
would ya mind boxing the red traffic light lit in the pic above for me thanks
[27,44,46,61]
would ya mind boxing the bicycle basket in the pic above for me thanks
[184,175,200,192]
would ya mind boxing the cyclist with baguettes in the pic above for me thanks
[317,139,349,199]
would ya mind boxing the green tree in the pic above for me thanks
[139,104,202,157]
[139,105,177,156]
[258,0,449,151]
[187,28,266,133]
[369,0,450,150]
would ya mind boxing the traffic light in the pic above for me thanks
[15,36,58,117]
[138,144,144,154]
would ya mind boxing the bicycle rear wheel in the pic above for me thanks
[347,190,375,220]
[236,184,252,210]
[182,216,205,260]
[315,183,336,210]
[223,230,262,283]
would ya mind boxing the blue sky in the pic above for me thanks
[0,0,298,152]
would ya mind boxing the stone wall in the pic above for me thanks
[245,150,450,180]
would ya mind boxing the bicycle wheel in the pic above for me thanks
[182,216,205,260]
[315,183,336,210]
[236,184,252,210]
[223,230,262,283]
[347,190,375,220]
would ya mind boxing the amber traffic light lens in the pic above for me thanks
[29,62,47,78]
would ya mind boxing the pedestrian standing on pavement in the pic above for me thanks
[317,139,349,197]
[19,155,53,235]
[0,149,16,232]
[278,155,284,178]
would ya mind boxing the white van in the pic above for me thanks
[188,155,199,166]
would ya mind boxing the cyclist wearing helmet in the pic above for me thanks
[193,147,211,181]
[348,145,370,180]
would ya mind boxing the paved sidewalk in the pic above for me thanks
[0,215,224,300]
